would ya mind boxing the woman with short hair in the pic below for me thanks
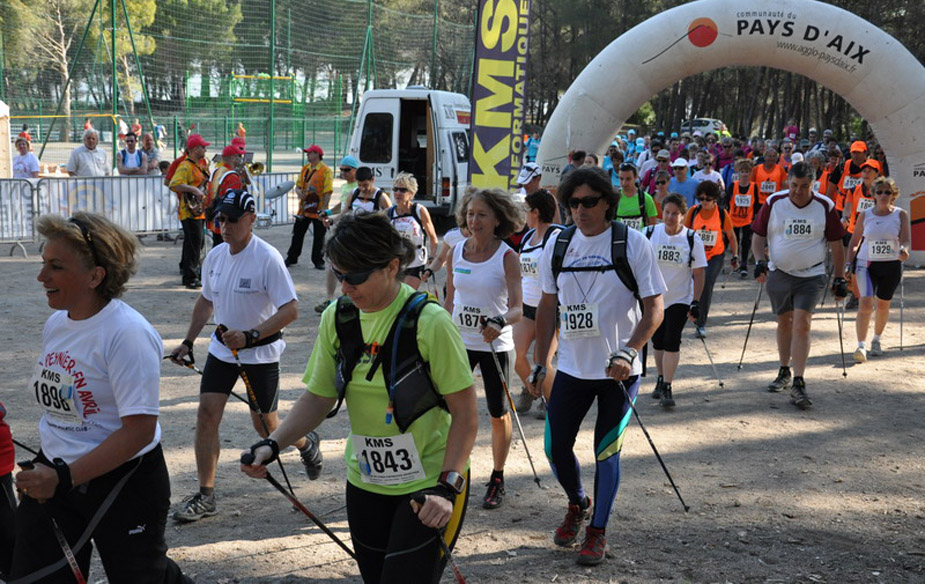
[387,172,438,289]
[11,212,191,583]
[445,187,524,509]
[243,212,477,584]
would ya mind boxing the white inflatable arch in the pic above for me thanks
[537,0,925,262]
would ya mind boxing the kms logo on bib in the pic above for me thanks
[364,437,394,448]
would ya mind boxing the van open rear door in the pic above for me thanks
[356,97,399,186]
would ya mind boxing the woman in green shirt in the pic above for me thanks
[242,212,477,584]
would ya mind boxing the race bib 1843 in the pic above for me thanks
[561,302,600,339]
[354,433,425,486]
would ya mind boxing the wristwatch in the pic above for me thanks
[245,329,260,348]
[439,470,466,495]
[620,347,639,363]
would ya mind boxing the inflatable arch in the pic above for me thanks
[537,0,925,263]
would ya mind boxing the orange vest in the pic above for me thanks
[729,181,757,228]
[847,183,875,234]
[816,169,830,198]
[686,205,726,259]
[837,160,863,212]
[752,164,787,204]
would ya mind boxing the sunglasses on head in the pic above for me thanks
[332,264,387,286]
[69,217,101,266]
[568,195,604,209]
[213,214,240,224]
[392,187,410,193]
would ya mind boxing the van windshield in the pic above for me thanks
[361,113,393,163]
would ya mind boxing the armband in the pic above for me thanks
[181,339,194,350]
[52,458,73,496]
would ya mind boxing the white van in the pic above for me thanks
[347,87,471,221]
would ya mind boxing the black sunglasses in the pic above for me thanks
[696,196,715,201]
[874,190,893,196]
[214,214,240,224]
[332,264,387,286]
[568,195,604,209]
[393,187,410,193]
[69,217,101,266]
[339,167,352,172]
[655,180,668,185]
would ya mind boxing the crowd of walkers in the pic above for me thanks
[0,122,911,583]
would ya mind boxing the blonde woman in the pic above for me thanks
[388,172,438,289]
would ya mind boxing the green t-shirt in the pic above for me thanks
[615,189,658,231]
[338,181,357,211]
[305,284,474,495]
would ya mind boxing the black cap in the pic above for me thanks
[215,189,255,218]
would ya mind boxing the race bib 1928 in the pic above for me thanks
[561,302,600,339]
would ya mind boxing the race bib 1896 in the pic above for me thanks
[561,302,600,339]
[354,433,425,486]
[30,365,82,425]
[856,198,875,213]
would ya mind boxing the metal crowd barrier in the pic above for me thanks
[0,172,302,256]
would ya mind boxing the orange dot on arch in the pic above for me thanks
[688,18,718,48]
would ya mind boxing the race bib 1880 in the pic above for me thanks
[354,433,425,486]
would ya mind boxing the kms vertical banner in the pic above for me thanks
[469,0,532,190]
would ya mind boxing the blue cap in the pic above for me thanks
[636,138,645,147]
[628,129,636,135]
[339,155,359,169]
[611,141,619,147]
[670,132,679,138]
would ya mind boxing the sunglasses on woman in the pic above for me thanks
[874,190,893,196]
[392,187,410,193]
[332,264,387,286]
[213,214,240,224]
[655,180,668,185]
[567,195,604,209]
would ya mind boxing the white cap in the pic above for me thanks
[791,152,804,163]
[671,158,689,168]
[516,162,541,185]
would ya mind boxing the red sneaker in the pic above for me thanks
[553,498,591,546]
[577,526,608,565]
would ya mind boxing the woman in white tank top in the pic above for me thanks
[387,172,438,289]
[445,188,524,510]
[845,177,911,361]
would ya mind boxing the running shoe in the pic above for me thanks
[651,375,664,399]
[768,366,792,393]
[173,492,217,523]
[576,526,608,565]
[299,431,323,480]
[482,476,505,510]
[790,378,812,410]
[846,295,859,310]
[659,384,675,408]
[554,497,591,546]
[739,268,749,279]
[869,340,884,356]
[534,398,547,420]
[314,299,332,314]
[515,389,534,413]
[853,347,867,363]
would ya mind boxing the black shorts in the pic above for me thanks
[402,266,426,280]
[856,260,902,301]
[523,304,537,321]
[651,303,690,352]
[467,349,511,418]
[200,354,280,413]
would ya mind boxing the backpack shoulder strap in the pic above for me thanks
[644,224,654,239]
[638,190,646,218]
[686,228,695,268]
[610,221,639,301]
[327,296,364,419]
[550,225,578,286]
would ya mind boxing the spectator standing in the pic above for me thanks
[12,138,39,178]
[67,129,110,177]
[117,132,148,176]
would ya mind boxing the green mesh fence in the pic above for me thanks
[0,0,475,171]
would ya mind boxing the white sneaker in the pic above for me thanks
[869,340,884,356]
[853,347,867,363]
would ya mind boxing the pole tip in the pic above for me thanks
[719,382,725,388]
[683,506,691,512]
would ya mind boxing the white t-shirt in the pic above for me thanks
[67,145,110,177]
[451,241,515,352]
[645,224,708,306]
[540,225,666,378]
[13,152,40,178]
[443,228,467,250]
[691,168,725,191]
[520,226,561,307]
[202,235,298,364]
[34,300,162,464]
[752,191,841,278]
[389,204,427,267]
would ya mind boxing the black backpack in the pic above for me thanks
[519,224,564,254]
[329,291,446,432]
[617,190,648,220]
[550,221,639,303]
[644,225,697,268]
[349,188,384,211]
[690,205,727,232]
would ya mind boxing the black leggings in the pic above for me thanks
[651,303,690,352]
[346,477,469,584]
[466,349,512,418]
[734,225,752,264]
[10,445,190,584]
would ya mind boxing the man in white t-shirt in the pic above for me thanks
[67,129,110,177]
[169,189,323,522]
[691,153,725,191]
[116,131,148,176]
[527,167,665,566]
[751,162,847,410]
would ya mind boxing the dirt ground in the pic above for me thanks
[1,224,924,583]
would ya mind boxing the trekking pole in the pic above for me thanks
[217,325,297,497]
[164,355,253,408]
[699,337,725,388]
[900,269,904,351]
[12,438,39,456]
[489,341,542,489]
[18,460,87,584]
[819,249,834,307]
[604,339,689,512]
[737,282,764,370]
[835,301,848,378]
[240,452,356,560]
[410,493,467,584]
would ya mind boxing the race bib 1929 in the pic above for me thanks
[867,238,898,260]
